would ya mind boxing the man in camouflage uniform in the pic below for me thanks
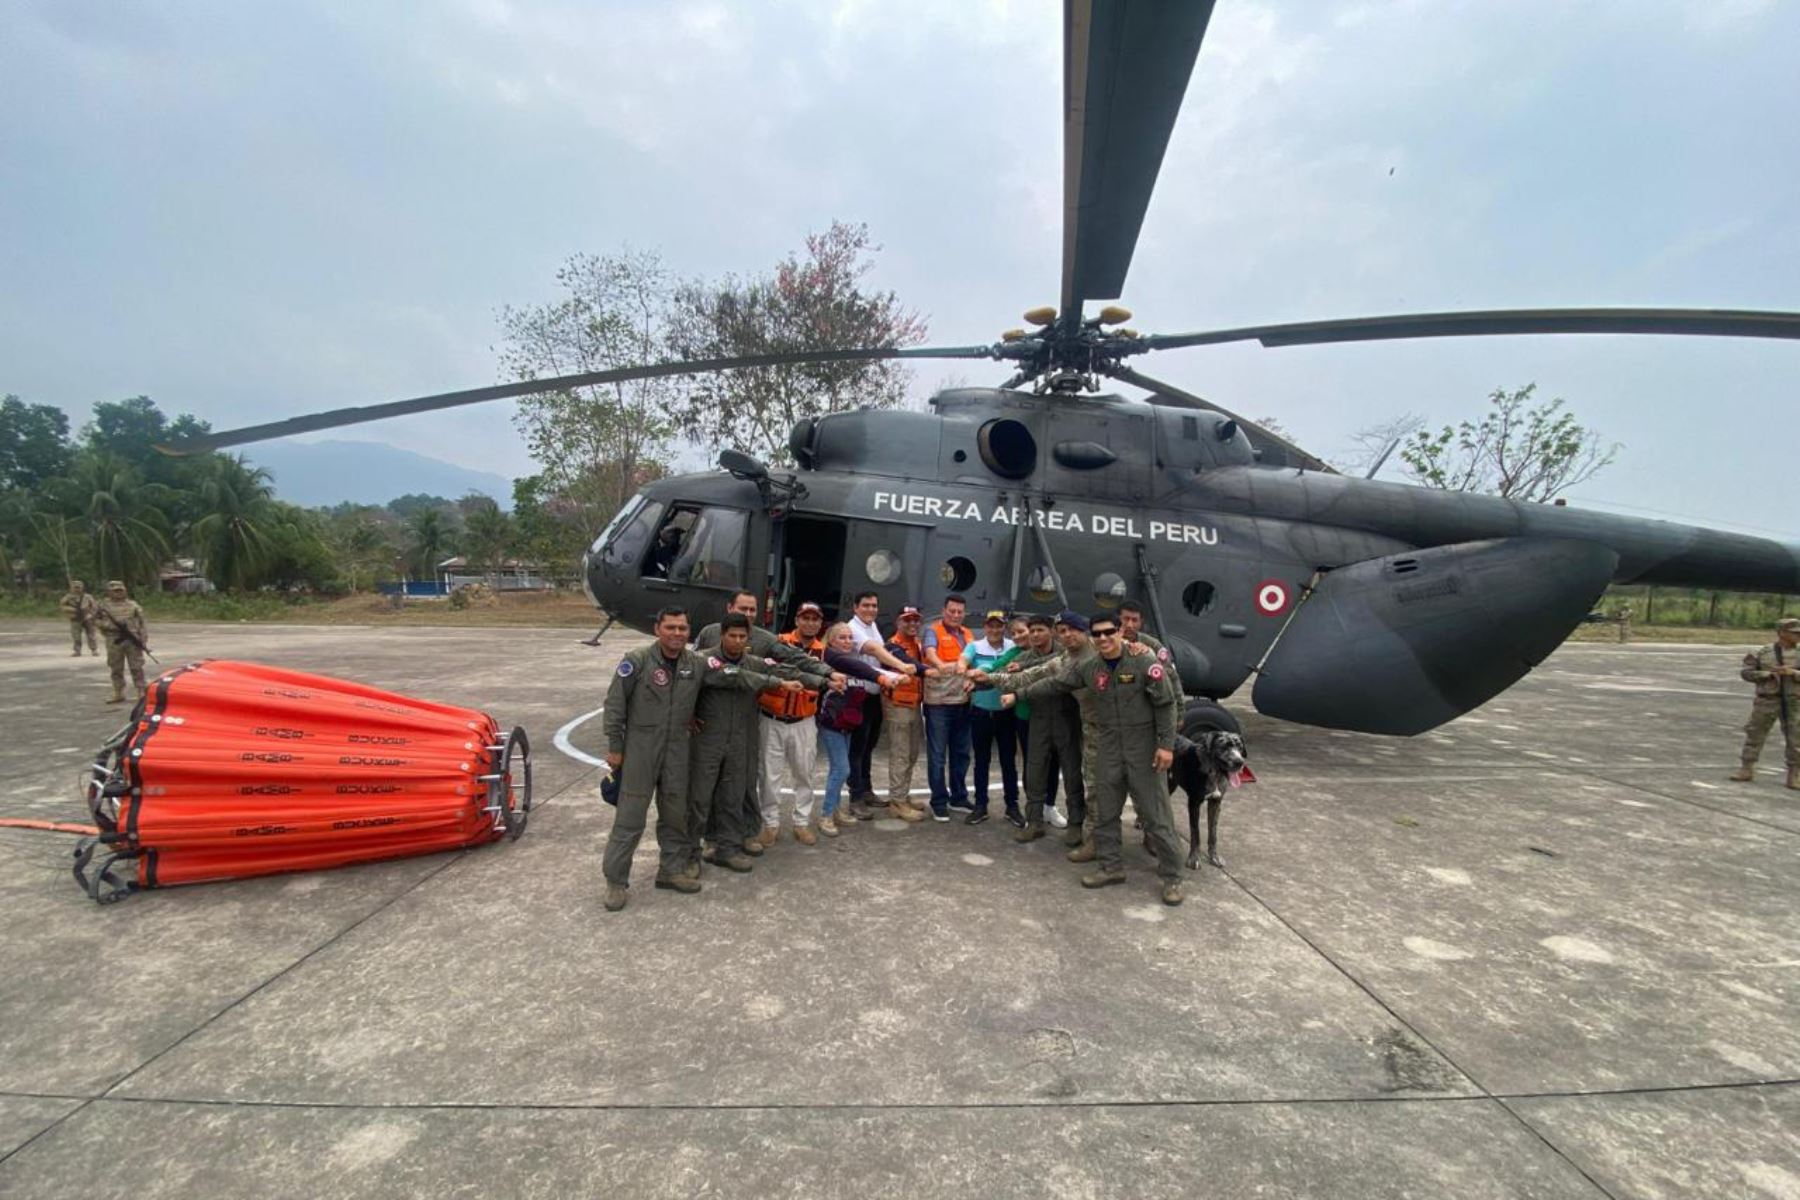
[59,580,98,656]
[601,607,802,912]
[687,613,811,875]
[95,580,149,703]
[981,612,1188,905]
[1011,613,1086,843]
[1729,617,1799,789]
[694,590,840,854]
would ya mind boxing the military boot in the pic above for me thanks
[1014,822,1045,844]
[1066,840,1097,863]
[603,885,628,912]
[1062,826,1085,847]
[680,860,701,882]
[1728,766,1754,782]
[741,838,764,857]
[654,874,701,894]
[715,853,755,873]
[1787,766,1799,791]
[105,686,126,705]
[1161,881,1185,907]
[1080,867,1126,889]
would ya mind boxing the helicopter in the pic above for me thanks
[165,1,1800,739]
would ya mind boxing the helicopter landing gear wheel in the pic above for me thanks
[485,726,533,840]
[1180,699,1241,740]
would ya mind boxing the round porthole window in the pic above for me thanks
[940,556,977,590]
[1182,580,1216,615]
[978,418,1037,479]
[1027,565,1059,604]
[1094,572,1127,608]
[865,549,902,586]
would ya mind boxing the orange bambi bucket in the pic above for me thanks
[73,660,531,903]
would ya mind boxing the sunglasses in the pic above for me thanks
[1092,627,1120,638]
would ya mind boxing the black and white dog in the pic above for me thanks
[1169,731,1253,869]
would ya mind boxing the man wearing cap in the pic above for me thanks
[696,591,842,854]
[96,580,149,704]
[59,580,99,656]
[1008,610,1103,857]
[1730,617,1800,789]
[977,612,1188,905]
[1012,613,1086,843]
[757,602,830,845]
[921,594,975,820]
[881,605,931,821]
[962,609,1024,826]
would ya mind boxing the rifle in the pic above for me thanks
[95,605,161,666]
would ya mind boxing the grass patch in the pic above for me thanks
[0,589,601,627]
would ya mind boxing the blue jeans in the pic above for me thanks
[970,705,1019,812]
[923,704,971,813]
[819,727,852,818]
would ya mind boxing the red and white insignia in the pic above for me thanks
[1255,580,1291,616]
[1148,664,1164,681]
[652,668,670,686]
[1157,646,1171,663]
[707,656,722,669]
[1094,671,1109,691]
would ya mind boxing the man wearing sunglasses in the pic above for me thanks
[973,614,1187,904]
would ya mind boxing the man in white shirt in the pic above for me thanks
[845,591,919,817]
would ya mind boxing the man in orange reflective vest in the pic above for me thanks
[757,602,829,844]
[881,604,929,821]
[921,594,974,821]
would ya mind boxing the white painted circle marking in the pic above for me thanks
[1255,580,1289,616]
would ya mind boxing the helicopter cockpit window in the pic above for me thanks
[1093,572,1127,608]
[604,500,664,571]
[666,506,747,588]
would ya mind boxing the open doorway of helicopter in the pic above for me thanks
[775,516,847,626]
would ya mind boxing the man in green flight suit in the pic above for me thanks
[978,611,1188,905]
[694,590,840,855]
[687,612,813,876]
[1011,613,1086,843]
[601,606,799,912]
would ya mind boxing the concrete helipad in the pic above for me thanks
[0,619,1794,1198]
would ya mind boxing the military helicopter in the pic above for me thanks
[167,2,1800,739]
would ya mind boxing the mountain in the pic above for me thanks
[243,440,514,510]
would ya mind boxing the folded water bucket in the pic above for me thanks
[73,660,531,903]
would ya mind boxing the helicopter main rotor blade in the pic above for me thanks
[1106,364,1338,475]
[1060,0,1215,324]
[1136,307,1800,352]
[155,344,999,455]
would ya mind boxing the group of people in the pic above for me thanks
[58,579,152,704]
[599,589,1191,912]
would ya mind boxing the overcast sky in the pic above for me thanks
[3,0,1795,536]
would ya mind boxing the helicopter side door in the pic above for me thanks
[637,502,755,612]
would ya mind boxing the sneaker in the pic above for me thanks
[794,826,818,846]
[1014,822,1045,844]
[930,807,950,823]
[1003,808,1026,829]
[716,853,755,873]
[819,816,841,837]
[654,875,701,894]
[947,797,977,813]
[1067,841,1097,863]
[1728,766,1754,782]
[1080,868,1127,889]
[1161,881,1185,906]
[964,809,990,826]
[1047,808,1068,830]
[603,884,628,912]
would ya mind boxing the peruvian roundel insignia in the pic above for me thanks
[1255,580,1291,616]
[1157,646,1172,663]
[652,668,670,686]
[616,660,634,677]
[707,656,722,669]
[1148,664,1164,681]
[1094,671,1109,692]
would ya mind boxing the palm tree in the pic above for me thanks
[461,497,516,582]
[187,456,275,591]
[406,508,453,580]
[49,453,170,588]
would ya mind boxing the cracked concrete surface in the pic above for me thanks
[0,620,1794,1197]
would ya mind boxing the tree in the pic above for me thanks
[324,509,397,592]
[512,473,587,576]
[48,452,172,588]
[405,508,454,579]
[460,494,516,577]
[666,221,927,465]
[1335,412,1426,477]
[186,456,276,591]
[0,395,73,490]
[258,503,337,591]
[82,396,210,488]
[499,250,678,534]
[1399,385,1617,502]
